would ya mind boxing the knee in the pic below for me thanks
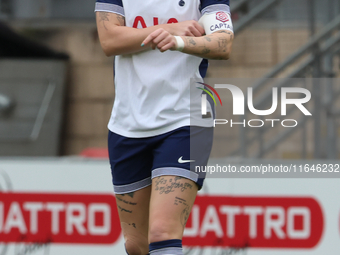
[125,239,144,255]
[121,222,149,255]
[149,219,178,243]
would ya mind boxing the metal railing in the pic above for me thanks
[232,2,340,159]
[233,0,282,34]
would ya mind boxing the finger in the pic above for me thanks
[194,22,205,35]
[152,31,170,45]
[156,36,172,50]
[159,38,177,52]
[160,41,176,52]
[190,26,203,37]
[184,31,195,37]
[142,29,164,46]
[151,42,157,50]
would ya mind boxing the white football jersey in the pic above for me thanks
[95,0,231,138]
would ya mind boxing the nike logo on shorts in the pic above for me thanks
[178,156,195,163]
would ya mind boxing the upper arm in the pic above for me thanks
[95,0,125,35]
[96,11,125,32]
[200,0,230,15]
[95,0,126,55]
[96,12,125,55]
[198,0,233,36]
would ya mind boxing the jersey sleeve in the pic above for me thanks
[200,0,230,15]
[95,0,124,17]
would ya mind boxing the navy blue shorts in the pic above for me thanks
[108,126,213,194]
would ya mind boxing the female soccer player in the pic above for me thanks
[95,1,233,254]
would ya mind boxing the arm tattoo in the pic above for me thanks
[99,12,110,30]
[99,12,109,22]
[184,37,197,47]
[189,38,197,46]
[99,12,125,30]
[215,30,234,40]
[201,47,211,54]
[184,31,232,58]
[215,30,231,34]
[116,15,125,26]
[186,36,212,56]
[218,38,228,52]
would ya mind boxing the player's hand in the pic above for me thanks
[142,28,177,52]
[168,20,204,37]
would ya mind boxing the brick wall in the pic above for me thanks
[42,24,115,155]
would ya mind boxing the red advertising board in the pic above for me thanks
[0,192,121,244]
[0,192,325,249]
[183,195,324,248]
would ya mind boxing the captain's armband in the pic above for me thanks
[198,11,233,35]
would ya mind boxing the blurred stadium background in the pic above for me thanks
[1,0,339,159]
[0,0,340,255]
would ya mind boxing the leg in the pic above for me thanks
[148,175,198,243]
[108,130,155,254]
[116,186,151,255]
[146,127,213,254]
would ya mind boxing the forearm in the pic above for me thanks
[97,11,179,56]
[97,12,204,56]
[181,31,233,60]
[100,24,174,56]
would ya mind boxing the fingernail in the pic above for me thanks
[141,43,144,47]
